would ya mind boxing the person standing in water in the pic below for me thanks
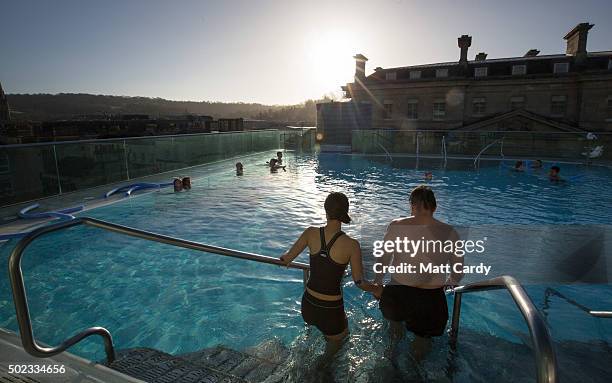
[280,192,381,359]
[375,185,463,361]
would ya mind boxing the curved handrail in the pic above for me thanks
[473,137,504,169]
[449,276,558,383]
[8,216,310,364]
[441,135,447,167]
[377,142,392,162]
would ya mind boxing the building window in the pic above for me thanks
[409,71,421,79]
[512,65,527,75]
[551,95,567,116]
[385,72,396,81]
[510,96,526,110]
[472,97,487,116]
[474,67,488,77]
[383,101,393,119]
[553,62,569,74]
[407,99,418,120]
[436,68,449,78]
[433,100,446,120]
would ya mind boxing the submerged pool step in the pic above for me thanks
[108,345,285,383]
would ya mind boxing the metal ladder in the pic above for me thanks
[449,276,557,383]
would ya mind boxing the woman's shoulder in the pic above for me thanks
[337,232,360,248]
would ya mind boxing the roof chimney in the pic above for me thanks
[374,67,383,72]
[524,49,540,57]
[475,52,487,61]
[564,23,593,65]
[353,54,368,81]
[458,35,472,65]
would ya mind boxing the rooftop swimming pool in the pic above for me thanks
[1,150,611,382]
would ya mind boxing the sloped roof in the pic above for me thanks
[454,109,585,133]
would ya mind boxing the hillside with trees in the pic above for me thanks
[6,93,335,124]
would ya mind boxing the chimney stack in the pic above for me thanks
[457,35,472,73]
[353,54,368,81]
[475,52,487,61]
[564,23,593,65]
[523,49,540,57]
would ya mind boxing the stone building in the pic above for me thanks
[334,23,612,135]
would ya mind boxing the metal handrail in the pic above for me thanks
[8,216,310,364]
[473,137,504,169]
[544,288,612,319]
[449,276,558,383]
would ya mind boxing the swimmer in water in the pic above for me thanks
[269,158,286,172]
[424,172,433,181]
[173,177,183,192]
[513,160,525,172]
[182,177,192,190]
[549,166,564,182]
[531,159,543,169]
[276,151,283,164]
[236,162,244,176]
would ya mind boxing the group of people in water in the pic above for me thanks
[280,186,460,363]
[235,151,286,176]
[511,159,565,182]
[173,176,191,192]
[422,159,565,183]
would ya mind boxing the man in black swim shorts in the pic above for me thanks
[375,185,463,361]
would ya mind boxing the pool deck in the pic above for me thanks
[0,327,144,382]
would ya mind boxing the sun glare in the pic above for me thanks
[306,30,356,97]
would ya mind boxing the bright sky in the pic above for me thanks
[1,0,611,105]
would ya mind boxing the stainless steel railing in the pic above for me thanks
[544,287,612,319]
[8,216,310,364]
[449,276,558,383]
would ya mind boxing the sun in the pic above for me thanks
[305,30,356,96]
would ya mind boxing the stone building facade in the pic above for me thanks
[339,23,612,134]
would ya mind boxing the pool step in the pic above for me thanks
[108,345,285,383]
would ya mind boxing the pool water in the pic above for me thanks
[1,150,611,382]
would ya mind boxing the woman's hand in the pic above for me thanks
[372,285,384,300]
[279,253,291,266]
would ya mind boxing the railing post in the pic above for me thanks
[52,144,62,195]
[449,291,462,348]
[123,139,130,181]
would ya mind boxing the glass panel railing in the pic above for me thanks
[55,141,128,193]
[0,145,60,206]
[280,128,316,151]
[0,130,284,206]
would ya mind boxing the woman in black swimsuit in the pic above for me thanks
[280,192,381,358]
